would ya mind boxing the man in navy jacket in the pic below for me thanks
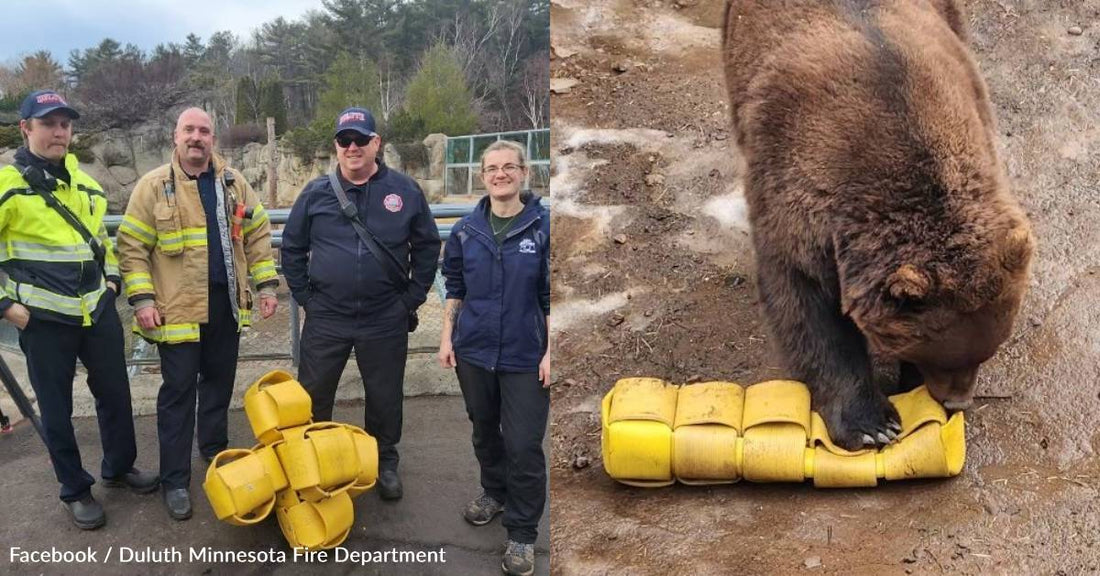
[280,107,440,500]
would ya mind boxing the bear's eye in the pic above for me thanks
[896,299,926,315]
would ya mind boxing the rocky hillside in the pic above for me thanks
[0,125,442,212]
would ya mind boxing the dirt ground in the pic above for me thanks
[548,1,1100,574]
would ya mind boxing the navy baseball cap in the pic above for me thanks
[334,107,377,138]
[20,90,80,120]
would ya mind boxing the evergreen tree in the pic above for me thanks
[259,77,287,135]
[235,76,260,124]
[183,33,205,66]
[316,52,381,122]
[404,43,478,137]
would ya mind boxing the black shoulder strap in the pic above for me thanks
[328,171,409,291]
[16,163,107,277]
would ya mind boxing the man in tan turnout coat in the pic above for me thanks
[116,107,279,520]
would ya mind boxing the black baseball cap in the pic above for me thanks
[20,90,80,120]
[334,107,377,138]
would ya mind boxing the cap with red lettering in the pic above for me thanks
[334,107,377,138]
[19,90,80,120]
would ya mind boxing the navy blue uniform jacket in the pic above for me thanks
[281,162,440,337]
[443,192,550,373]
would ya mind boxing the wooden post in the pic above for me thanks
[266,116,277,208]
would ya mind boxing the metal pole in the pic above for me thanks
[266,116,277,209]
[290,300,301,368]
[0,354,45,444]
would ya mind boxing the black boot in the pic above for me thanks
[64,494,106,530]
[377,469,403,500]
[162,488,192,520]
[102,468,160,494]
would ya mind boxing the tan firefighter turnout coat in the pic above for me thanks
[116,152,278,343]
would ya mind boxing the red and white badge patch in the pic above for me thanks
[383,194,403,213]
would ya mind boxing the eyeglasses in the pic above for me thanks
[336,134,373,148]
[482,164,524,176]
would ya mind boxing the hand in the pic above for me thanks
[107,281,118,294]
[3,303,30,330]
[259,295,278,319]
[135,306,162,330]
[539,354,550,388]
[438,339,456,368]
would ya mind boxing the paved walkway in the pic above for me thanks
[0,397,549,575]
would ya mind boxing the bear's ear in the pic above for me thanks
[1000,224,1033,273]
[887,264,932,302]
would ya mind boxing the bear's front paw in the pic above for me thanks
[821,391,902,451]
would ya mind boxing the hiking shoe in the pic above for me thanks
[501,540,535,576]
[464,493,505,526]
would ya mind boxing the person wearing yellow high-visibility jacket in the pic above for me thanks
[116,107,279,521]
[0,90,159,531]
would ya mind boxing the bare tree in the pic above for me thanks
[438,3,503,111]
[483,0,527,129]
[520,52,548,129]
[377,62,404,122]
[13,51,65,92]
[0,66,19,97]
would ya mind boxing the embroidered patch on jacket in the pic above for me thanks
[383,194,403,213]
[519,238,537,254]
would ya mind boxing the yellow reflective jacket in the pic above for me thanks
[116,152,278,344]
[0,150,119,327]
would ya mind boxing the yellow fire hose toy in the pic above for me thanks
[202,370,378,549]
[601,378,965,488]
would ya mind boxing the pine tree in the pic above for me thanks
[235,76,259,124]
[316,52,381,122]
[404,43,479,137]
[259,77,287,135]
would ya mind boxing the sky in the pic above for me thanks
[0,0,323,67]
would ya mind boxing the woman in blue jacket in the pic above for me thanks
[439,140,550,576]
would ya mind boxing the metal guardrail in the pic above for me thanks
[103,204,480,243]
[4,200,549,370]
[100,203,481,370]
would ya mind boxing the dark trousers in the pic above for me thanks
[455,358,549,544]
[155,289,240,489]
[298,317,408,470]
[18,302,137,502]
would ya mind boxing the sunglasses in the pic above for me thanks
[336,133,373,148]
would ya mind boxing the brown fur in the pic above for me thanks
[722,0,1033,449]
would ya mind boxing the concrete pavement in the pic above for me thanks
[0,397,550,575]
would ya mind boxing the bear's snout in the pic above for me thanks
[920,366,979,412]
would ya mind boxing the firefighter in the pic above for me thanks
[281,107,440,501]
[116,107,279,520]
[0,90,158,529]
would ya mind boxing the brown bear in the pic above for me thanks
[721,0,1033,450]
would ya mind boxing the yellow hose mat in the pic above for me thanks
[602,378,965,488]
[203,370,380,548]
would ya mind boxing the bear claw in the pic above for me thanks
[821,391,902,450]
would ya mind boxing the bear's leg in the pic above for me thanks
[756,261,901,450]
